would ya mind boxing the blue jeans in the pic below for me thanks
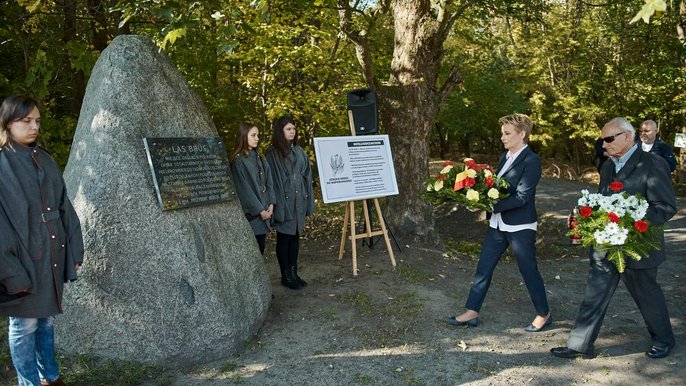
[8,316,60,386]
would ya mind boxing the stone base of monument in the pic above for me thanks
[57,35,271,366]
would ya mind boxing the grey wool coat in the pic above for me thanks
[230,150,276,236]
[0,143,84,318]
[266,144,315,235]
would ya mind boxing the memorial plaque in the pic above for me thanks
[144,137,234,210]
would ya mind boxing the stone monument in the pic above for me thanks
[57,35,272,366]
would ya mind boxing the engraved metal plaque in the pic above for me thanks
[143,137,234,210]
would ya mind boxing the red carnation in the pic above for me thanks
[465,177,476,188]
[609,181,623,192]
[437,174,445,180]
[607,212,620,223]
[579,206,592,218]
[442,161,455,167]
[634,220,649,233]
[465,159,476,168]
[485,177,494,188]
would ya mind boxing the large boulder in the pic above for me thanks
[57,35,271,366]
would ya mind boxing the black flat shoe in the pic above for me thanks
[646,344,674,359]
[445,315,478,327]
[525,315,553,332]
[550,346,595,359]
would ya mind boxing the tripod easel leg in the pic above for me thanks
[338,203,350,260]
[373,198,396,267]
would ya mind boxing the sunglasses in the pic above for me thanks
[601,131,625,143]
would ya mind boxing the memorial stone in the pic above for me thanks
[57,35,271,366]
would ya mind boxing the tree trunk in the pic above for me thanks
[338,0,464,245]
[379,83,439,244]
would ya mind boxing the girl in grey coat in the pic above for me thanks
[0,96,84,386]
[230,122,275,254]
[266,116,315,290]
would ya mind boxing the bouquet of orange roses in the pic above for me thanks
[424,158,510,212]
[567,181,662,272]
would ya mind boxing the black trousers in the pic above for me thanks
[567,256,674,352]
[276,231,300,275]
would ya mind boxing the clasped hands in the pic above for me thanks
[260,204,274,220]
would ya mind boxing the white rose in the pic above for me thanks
[466,189,479,201]
[487,188,499,199]
[434,180,444,191]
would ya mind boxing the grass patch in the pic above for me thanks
[395,265,432,284]
[62,354,163,385]
[352,373,377,384]
[445,239,481,257]
[339,291,374,314]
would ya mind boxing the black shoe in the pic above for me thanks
[550,346,595,359]
[281,276,303,290]
[445,315,478,327]
[525,315,553,332]
[646,344,674,359]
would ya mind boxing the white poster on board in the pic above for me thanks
[314,135,399,203]
[674,133,686,148]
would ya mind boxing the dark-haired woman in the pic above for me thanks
[266,116,315,290]
[230,122,275,255]
[0,95,84,386]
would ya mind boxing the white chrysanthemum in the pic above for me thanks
[625,195,639,208]
[605,222,621,235]
[609,227,629,245]
[581,189,590,196]
[440,165,453,174]
[613,207,626,217]
[487,188,499,199]
[578,196,589,206]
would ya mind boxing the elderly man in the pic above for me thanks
[639,119,676,172]
[551,118,677,360]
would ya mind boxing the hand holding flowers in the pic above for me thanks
[424,158,510,212]
[567,181,661,272]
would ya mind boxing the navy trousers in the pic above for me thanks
[465,227,549,316]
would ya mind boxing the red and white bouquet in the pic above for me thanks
[567,181,661,272]
[424,158,510,212]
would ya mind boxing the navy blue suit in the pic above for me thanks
[464,147,549,316]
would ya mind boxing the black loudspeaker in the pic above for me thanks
[347,88,378,135]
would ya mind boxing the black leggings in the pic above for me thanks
[276,231,300,273]
[255,234,266,255]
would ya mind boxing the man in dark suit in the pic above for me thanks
[639,119,677,172]
[551,117,677,360]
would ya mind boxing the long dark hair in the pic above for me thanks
[230,122,259,163]
[270,115,297,158]
[0,95,39,149]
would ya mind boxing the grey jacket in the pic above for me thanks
[230,150,275,236]
[0,144,84,317]
[266,144,315,235]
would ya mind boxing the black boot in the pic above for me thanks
[281,268,303,290]
[292,265,307,287]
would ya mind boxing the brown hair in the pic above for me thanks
[498,113,533,143]
[230,122,259,163]
[270,115,297,158]
[0,95,40,149]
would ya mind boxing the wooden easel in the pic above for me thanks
[338,111,397,276]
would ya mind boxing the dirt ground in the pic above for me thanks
[2,176,683,385]
[144,176,685,385]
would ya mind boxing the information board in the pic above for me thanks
[674,133,686,148]
[313,135,399,203]
[143,137,234,210]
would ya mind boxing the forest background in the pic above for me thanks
[1,0,684,242]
